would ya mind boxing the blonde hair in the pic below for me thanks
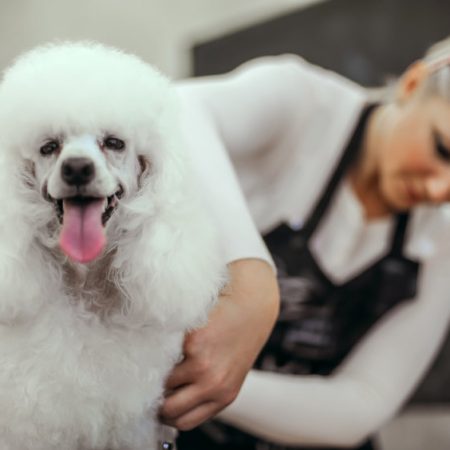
[369,36,450,103]
[422,36,450,100]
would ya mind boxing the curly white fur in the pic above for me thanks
[0,42,225,450]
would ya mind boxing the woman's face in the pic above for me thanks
[377,83,450,211]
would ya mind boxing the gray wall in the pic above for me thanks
[0,0,324,77]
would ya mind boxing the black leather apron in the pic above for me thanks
[177,105,421,450]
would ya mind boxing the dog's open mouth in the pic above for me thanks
[50,186,123,264]
[53,186,123,226]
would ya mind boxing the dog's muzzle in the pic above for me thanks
[42,157,124,263]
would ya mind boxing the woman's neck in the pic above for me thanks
[348,104,396,220]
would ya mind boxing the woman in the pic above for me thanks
[162,38,450,449]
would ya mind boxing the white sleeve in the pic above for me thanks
[175,56,313,267]
[176,55,310,158]
[218,254,450,447]
[175,84,273,267]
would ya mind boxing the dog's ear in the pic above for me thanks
[138,155,151,189]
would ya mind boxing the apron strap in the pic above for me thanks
[389,212,411,257]
[302,104,377,240]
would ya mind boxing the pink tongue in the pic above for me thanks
[59,199,106,263]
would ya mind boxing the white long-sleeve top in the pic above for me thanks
[175,55,450,448]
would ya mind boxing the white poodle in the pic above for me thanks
[0,42,225,450]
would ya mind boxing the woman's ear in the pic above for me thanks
[397,60,429,102]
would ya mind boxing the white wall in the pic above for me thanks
[0,0,325,77]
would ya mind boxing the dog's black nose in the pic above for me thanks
[61,157,95,186]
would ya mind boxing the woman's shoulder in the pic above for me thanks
[228,53,317,78]
[232,54,363,90]
[176,54,365,102]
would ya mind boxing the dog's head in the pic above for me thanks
[40,132,134,263]
[0,42,181,264]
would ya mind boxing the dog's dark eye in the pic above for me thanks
[104,136,125,151]
[40,140,60,156]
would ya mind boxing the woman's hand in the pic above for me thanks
[159,258,279,430]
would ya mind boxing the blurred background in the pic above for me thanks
[0,0,323,76]
[0,1,449,448]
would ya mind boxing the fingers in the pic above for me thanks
[161,372,240,426]
[161,384,202,422]
[165,360,196,391]
[162,400,220,431]
[165,332,215,391]
[165,348,212,390]
[161,381,233,430]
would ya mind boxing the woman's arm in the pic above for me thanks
[219,256,450,447]
[161,258,279,430]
